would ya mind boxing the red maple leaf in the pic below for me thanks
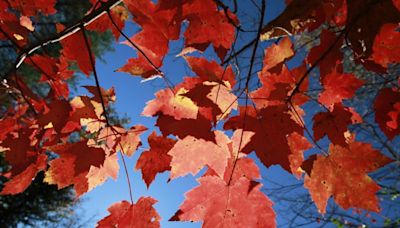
[371,23,400,68]
[374,88,400,140]
[0,129,47,195]
[168,131,231,179]
[346,0,400,61]
[207,130,259,184]
[184,56,236,88]
[97,197,160,228]
[155,114,216,141]
[68,96,101,130]
[224,105,303,171]
[96,125,147,156]
[118,28,168,78]
[136,131,176,187]
[124,0,181,40]
[143,73,237,141]
[142,87,199,120]
[313,103,359,146]
[304,141,393,214]
[287,132,313,178]
[115,125,147,156]
[87,5,128,40]
[7,0,56,16]
[118,0,184,78]
[307,29,343,80]
[181,0,238,60]
[86,152,119,193]
[37,98,72,133]
[251,64,309,108]
[318,69,364,108]
[183,81,238,123]
[60,31,93,76]
[262,37,294,72]
[0,10,31,46]
[83,86,116,106]
[29,55,74,99]
[44,140,107,196]
[170,176,276,228]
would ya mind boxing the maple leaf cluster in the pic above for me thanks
[0,0,399,227]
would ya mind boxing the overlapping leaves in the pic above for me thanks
[0,0,398,227]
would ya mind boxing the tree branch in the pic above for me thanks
[1,0,122,80]
[286,29,345,102]
[227,0,266,187]
[82,27,135,205]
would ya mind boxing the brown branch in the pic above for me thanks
[227,0,266,186]
[243,1,265,90]
[1,0,122,80]
[214,29,240,113]
[13,73,38,115]
[287,0,389,102]
[222,38,257,65]
[106,10,162,76]
[106,10,177,93]
[0,27,38,115]
[286,29,345,102]
[233,0,238,13]
[82,28,109,123]
[213,0,246,32]
[81,26,135,205]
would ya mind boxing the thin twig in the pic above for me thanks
[286,30,345,102]
[0,27,38,115]
[106,10,176,92]
[222,38,257,65]
[227,0,266,186]
[82,27,135,204]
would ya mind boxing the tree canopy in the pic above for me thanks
[0,0,119,226]
[0,0,399,227]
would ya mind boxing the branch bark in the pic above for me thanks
[1,0,122,80]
